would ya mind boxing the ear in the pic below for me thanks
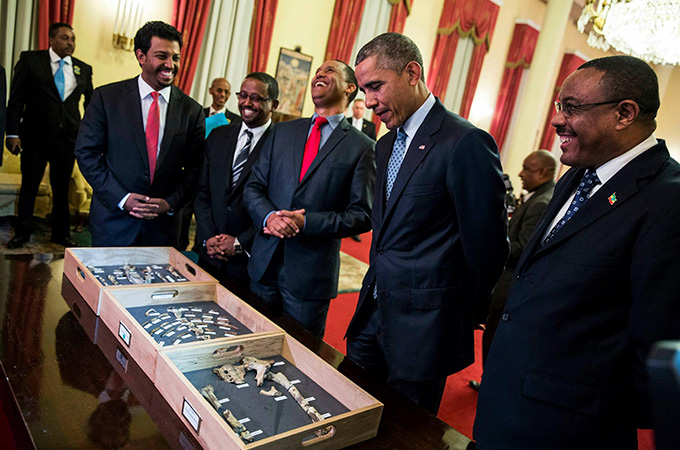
[135,49,146,65]
[271,99,279,111]
[614,100,640,130]
[404,61,423,86]
[346,82,357,97]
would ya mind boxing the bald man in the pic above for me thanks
[204,78,241,126]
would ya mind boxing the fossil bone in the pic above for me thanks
[144,308,160,317]
[167,307,183,319]
[242,356,274,386]
[259,386,282,397]
[266,372,324,424]
[200,385,221,411]
[223,410,253,443]
[213,364,246,384]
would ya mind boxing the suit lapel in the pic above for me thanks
[122,78,150,173]
[156,86,182,170]
[40,51,62,102]
[292,118,312,185]
[374,130,396,221]
[299,118,349,187]
[65,57,84,101]
[233,124,272,193]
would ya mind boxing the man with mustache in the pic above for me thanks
[193,72,279,289]
[76,21,204,247]
[474,56,680,449]
[5,23,93,249]
[244,60,375,338]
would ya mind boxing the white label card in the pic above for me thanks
[290,379,300,384]
[118,322,131,347]
[273,361,285,367]
[275,396,287,402]
[321,413,331,419]
[236,383,250,389]
[250,430,263,437]
[305,397,316,402]
[115,348,128,372]
[182,399,201,433]
[238,418,250,424]
[218,397,230,404]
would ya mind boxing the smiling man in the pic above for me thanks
[344,33,508,414]
[204,78,241,126]
[244,60,375,338]
[75,21,204,247]
[5,23,93,249]
[474,56,680,449]
[193,73,279,288]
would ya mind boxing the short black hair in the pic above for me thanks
[333,60,358,104]
[356,32,425,81]
[578,55,659,123]
[49,23,72,38]
[134,21,183,54]
[244,72,279,100]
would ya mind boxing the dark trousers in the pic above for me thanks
[250,262,331,338]
[481,306,504,366]
[17,139,75,240]
[346,302,447,414]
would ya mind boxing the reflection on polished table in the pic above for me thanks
[0,253,471,449]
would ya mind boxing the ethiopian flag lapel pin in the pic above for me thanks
[608,193,617,205]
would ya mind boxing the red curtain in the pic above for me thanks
[325,0,366,63]
[388,0,412,34]
[489,23,539,151]
[538,53,586,149]
[249,0,279,73]
[427,0,500,117]
[172,0,212,93]
[37,0,76,49]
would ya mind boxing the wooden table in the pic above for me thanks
[0,253,471,449]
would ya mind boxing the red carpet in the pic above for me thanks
[328,233,655,449]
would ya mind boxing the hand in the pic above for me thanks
[264,209,306,239]
[144,197,171,215]
[124,193,158,219]
[206,234,237,259]
[5,137,21,155]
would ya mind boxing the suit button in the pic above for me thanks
[377,247,384,254]
[226,207,232,212]
[502,313,510,321]
[515,274,520,280]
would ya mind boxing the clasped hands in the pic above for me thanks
[206,235,237,261]
[264,209,306,239]
[124,193,171,219]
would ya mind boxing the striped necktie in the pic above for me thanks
[231,130,253,189]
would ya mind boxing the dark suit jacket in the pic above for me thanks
[489,180,554,309]
[346,99,509,382]
[475,141,680,449]
[6,50,93,150]
[244,117,375,299]
[0,64,5,167]
[203,106,242,127]
[360,119,376,140]
[75,77,204,247]
[193,122,272,280]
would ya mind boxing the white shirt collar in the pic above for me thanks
[49,47,72,66]
[210,105,226,115]
[595,133,658,186]
[401,93,435,138]
[137,75,172,103]
[239,118,271,143]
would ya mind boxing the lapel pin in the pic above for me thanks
[608,193,617,205]
[418,145,425,150]
[74,65,81,75]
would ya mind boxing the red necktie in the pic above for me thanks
[146,91,160,184]
[299,116,328,182]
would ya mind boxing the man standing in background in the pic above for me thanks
[5,23,93,248]
[204,77,241,126]
[76,21,204,247]
[350,98,376,140]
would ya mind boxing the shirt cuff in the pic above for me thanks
[118,193,131,210]
[263,211,275,228]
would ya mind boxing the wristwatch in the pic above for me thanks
[233,238,242,254]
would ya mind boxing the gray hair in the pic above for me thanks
[355,32,425,80]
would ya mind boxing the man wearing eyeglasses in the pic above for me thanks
[244,60,375,338]
[475,55,680,449]
[193,73,278,288]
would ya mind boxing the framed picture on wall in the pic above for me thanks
[274,47,313,117]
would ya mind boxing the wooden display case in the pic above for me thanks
[64,247,217,314]
[98,282,283,381]
[156,333,383,450]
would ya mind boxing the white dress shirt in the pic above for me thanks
[233,119,271,167]
[400,93,436,152]
[209,105,226,116]
[49,47,77,100]
[352,117,364,132]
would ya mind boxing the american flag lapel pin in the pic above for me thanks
[418,144,426,150]
[608,193,617,205]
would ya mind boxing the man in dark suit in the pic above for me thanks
[76,21,204,247]
[345,33,509,414]
[474,56,680,449]
[193,72,279,287]
[350,99,376,140]
[244,60,375,338]
[470,150,555,391]
[203,77,241,126]
[5,23,93,248]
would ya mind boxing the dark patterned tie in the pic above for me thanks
[231,130,252,189]
[542,169,601,245]
[386,128,407,202]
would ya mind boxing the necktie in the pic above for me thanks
[231,130,253,189]
[300,116,328,182]
[542,169,601,245]
[146,91,160,184]
[54,59,66,101]
[386,128,407,202]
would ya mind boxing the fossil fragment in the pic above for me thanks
[242,356,274,386]
[167,307,183,319]
[259,386,281,397]
[223,410,253,443]
[266,372,324,424]
[200,385,221,411]
[107,274,119,285]
[144,308,160,317]
[167,265,182,278]
[213,364,246,384]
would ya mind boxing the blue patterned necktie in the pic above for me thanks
[542,169,601,245]
[231,130,252,189]
[54,59,66,101]
[386,128,407,202]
